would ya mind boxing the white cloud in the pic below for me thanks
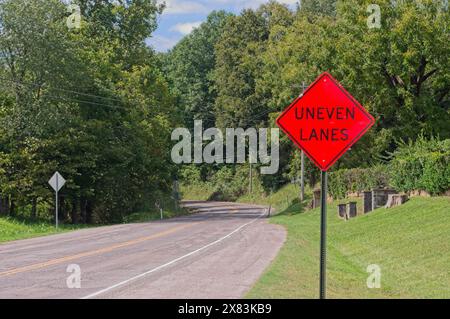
[147,35,181,52]
[159,0,210,15]
[160,0,298,15]
[170,21,203,35]
[208,0,298,10]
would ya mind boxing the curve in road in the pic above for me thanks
[0,201,286,299]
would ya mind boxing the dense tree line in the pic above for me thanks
[0,0,448,223]
[166,0,449,190]
[0,0,179,223]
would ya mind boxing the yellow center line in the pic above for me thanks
[0,223,197,279]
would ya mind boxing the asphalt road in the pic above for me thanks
[0,201,286,299]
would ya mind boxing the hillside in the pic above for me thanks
[247,196,450,299]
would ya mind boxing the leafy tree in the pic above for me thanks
[0,0,83,217]
[259,0,449,175]
[0,0,178,223]
[300,0,337,16]
[333,0,449,144]
[165,11,232,129]
[214,1,294,129]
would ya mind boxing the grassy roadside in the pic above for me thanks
[179,182,213,201]
[123,206,189,223]
[0,217,90,243]
[238,184,309,213]
[246,195,450,299]
[0,206,189,244]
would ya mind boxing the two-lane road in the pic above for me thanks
[0,201,286,299]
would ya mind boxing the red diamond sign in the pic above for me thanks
[276,72,375,171]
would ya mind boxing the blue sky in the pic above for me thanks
[148,0,298,52]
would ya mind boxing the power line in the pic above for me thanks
[0,77,125,110]
[198,107,280,127]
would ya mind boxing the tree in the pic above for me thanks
[300,0,337,16]
[165,11,232,129]
[332,0,450,142]
[213,1,294,129]
[259,0,449,174]
[0,0,82,217]
[0,0,179,223]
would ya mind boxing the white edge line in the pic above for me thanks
[81,210,267,299]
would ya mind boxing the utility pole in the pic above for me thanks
[173,179,180,210]
[249,162,253,195]
[300,151,305,201]
[300,81,307,202]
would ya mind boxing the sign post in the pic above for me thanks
[276,72,375,299]
[320,171,327,299]
[48,172,66,229]
[155,201,163,220]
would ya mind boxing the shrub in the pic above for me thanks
[389,138,450,195]
[328,166,391,199]
[209,165,265,201]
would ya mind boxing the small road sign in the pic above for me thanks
[48,172,66,228]
[276,72,375,172]
[276,72,375,299]
[49,172,66,192]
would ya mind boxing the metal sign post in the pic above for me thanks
[156,201,163,220]
[56,178,59,229]
[48,172,66,229]
[276,72,375,299]
[320,171,327,299]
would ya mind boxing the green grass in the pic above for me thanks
[123,206,189,223]
[0,217,88,243]
[1,203,188,243]
[238,183,310,213]
[247,196,450,299]
[180,182,214,201]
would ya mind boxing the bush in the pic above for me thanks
[208,166,265,201]
[328,166,391,199]
[389,138,450,195]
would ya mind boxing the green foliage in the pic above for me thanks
[2,0,449,224]
[178,1,449,197]
[0,0,178,224]
[165,11,232,129]
[180,165,265,202]
[328,166,391,199]
[209,165,265,201]
[213,2,294,129]
[179,165,214,201]
[389,137,450,195]
[259,0,449,168]
[301,0,337,16]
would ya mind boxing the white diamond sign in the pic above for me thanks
[48,172,66,192]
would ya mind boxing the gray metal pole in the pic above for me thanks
[249,162,253,194]
[55,176,59,229]
[299,82,307,202]
[320,171,327,299]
